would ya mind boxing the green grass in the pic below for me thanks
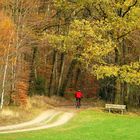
[0,109,140,140]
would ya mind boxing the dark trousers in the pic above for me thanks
[76,98,81,108]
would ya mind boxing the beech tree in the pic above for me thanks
[44,0,140,105]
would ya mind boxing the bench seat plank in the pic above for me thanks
[105,104,126,114]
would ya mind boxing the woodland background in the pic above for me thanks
[0,0,140,109]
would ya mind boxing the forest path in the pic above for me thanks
[0,108,75,134]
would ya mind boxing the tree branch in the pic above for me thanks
[122,0,138,17]
[117,30,134,40]
[98,4,108,19]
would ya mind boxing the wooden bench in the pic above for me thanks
[105,104,126,114]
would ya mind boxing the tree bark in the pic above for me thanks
[29,47,38,96]
[74,68,81,89]
[56,53,65,96]
[0,43,11,109]
[59,59,77,96]
[114,47,121,104]
[48,50,57,96]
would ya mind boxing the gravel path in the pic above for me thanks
[0,109,74,134]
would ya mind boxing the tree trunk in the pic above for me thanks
[9,62,16,105]
[114,47,121,104]
[114,80,121,104]
[29,47,38,96]
[53,51,58,95]
[56,53,65,96]
[74,68,81,90]
[59,59,77,96]
[0,45,10,109]
[48,50,57,96]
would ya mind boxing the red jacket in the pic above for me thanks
[75,91,83,98]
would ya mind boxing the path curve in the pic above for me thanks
[0,109,74,134]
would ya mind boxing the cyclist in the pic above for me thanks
[74,90,83,108]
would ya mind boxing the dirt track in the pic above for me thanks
[0,109,74,134]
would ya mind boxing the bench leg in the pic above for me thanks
[121,110,123,115]
[109,108,111,113]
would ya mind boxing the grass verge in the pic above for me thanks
[0,96,52,126]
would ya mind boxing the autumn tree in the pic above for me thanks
[0,0,41,107]
[42,0,140,106]
[0,11,15,109]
